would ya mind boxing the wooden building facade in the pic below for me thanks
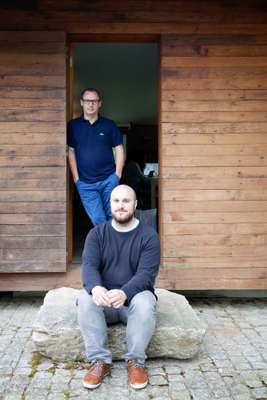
[0,0,267,291]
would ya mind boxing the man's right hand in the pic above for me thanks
[91,286,112,307]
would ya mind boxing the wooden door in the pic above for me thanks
[158,34,267,290]
[0,31,67,273]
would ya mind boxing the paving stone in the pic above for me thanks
[229,382,250,396]
[148,374,169,386]
[71,369,85,380]
[234,394,255,400]
[29,371,53,390]
[24,388,49,400]
[69,395,95,400]
[214,397,233,400]
[68,385,91,398]
[167,374,185,383]
[212,386,232,399]
[110,366,128,378]
[168,390,191,400]
[146,385,170,398]
[246,357,267,369]
[50,369,71,392]
[218,368,236,377]
[3,393,25,400]
[164,365,182,374]
[240,371,263,389]
[190,388,213,400]
[250,387,267,399]
[184,370,208,389]
[199,360,217,372]
[7,373,31,395]
[51,368,72,386]
[50,382,69,394]
[47,394,66,400]
[169,380,187,393]
[128,386,151,400]
[2,294,267,400]
[148,366,166,376]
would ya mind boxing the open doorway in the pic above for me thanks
[69,41,158,262]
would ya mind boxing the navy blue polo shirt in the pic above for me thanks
[67,115,123,183]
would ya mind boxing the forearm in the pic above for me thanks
[83,273,103,295]
[115,145,125,177]
[121,234,160,302]
[68,147,79,182]
[121,268,158,302]
[82,231,103,294]
[82,256,103,294]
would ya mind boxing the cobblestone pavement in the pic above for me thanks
[1,294,267,400]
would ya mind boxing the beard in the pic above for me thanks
[112,209,135,225]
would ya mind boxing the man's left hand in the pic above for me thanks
[107,289,127,309]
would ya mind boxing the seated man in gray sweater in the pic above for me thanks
[78,184,160,390]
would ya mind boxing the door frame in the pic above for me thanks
[67,33,161,263]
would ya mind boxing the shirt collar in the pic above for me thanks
[81,114,102,125]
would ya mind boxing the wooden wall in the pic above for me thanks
[0,1,267,289]
[0,32,67,273]
[158,34,267,289]
[0,1,266,35]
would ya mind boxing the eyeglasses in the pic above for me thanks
[82,99,100,105]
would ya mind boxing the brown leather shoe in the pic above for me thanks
[127,360,148,389]
[83,360,111,389]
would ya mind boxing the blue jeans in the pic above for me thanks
[78,289,157,365]
[76,173,119,225]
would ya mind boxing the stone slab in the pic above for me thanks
[32,287,206,361]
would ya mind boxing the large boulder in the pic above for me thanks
[32,287,206,361]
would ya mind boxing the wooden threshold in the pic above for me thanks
[0,263,82,292]
[1,265,265,292]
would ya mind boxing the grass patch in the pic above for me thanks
[28,352,44,378]
[63,389,70,399]
[46,366,56,374]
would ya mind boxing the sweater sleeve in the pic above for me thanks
[82,228,103,294]
[121,231,160,302]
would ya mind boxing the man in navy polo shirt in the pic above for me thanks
[67,88,124,225]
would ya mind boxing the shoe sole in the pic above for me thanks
[130,381,148,390]
[83,371,110,389]
[83,381,101,389]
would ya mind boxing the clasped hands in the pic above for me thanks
[91,286,127,308]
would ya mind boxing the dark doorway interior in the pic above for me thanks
[71,42,158,261]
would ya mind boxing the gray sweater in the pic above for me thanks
[82,221,160,303]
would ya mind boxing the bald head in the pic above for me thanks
[110,185,137,225]
[111,184,136,202]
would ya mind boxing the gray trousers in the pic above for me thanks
[78,289,157,365]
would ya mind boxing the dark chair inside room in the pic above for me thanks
[121,160,152,210]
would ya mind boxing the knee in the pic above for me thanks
[129,291,156,320]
